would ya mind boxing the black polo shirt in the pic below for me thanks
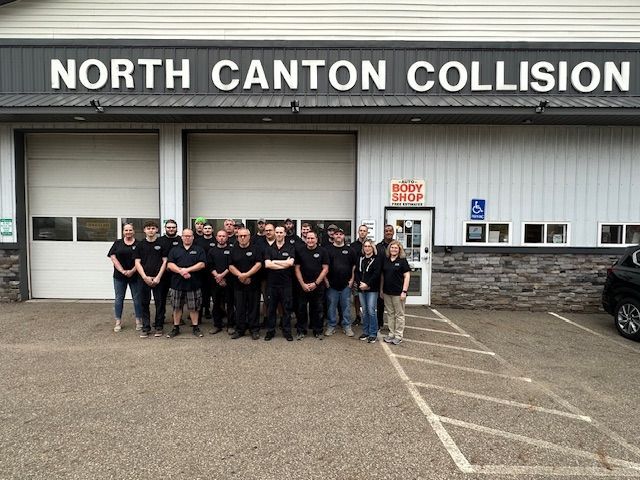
[265,242,296,287]
[107,239,140,280]
[159,234,182,254]
[326,243,357,290]
[230,244,262,290]
[295,245,329,284]
[376,240,392,257]
[382,256,411,295]
[207,244,231,274]
[167,245,206,291]
[195,235,216,253]
[135,237,167,277]
[351,239,364,257]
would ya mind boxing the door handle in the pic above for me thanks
[424,247,429,254]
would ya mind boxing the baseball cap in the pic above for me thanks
[285,218,293,223]
[257,218,266,224]
[327,224,338,231]
[195,217,206,224]
[335,227,345,234]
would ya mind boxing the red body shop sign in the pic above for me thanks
[390,179,425,206]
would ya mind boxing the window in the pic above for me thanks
[599,223,640,246]
[463,222,511,245]
[522,222,569,246]
[303,220,352,244]
[32,217,73,241]
[77,217,117,242]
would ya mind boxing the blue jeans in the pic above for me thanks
[326,286,351,329]
[113,276,142,320]
[358,291,378,337]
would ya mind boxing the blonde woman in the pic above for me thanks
[354,239,382,343]
[380,240,411,345]
[108,223,142,332]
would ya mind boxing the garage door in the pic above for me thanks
[188,132,356,235]
[27,133,159,299]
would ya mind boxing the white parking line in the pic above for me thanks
[548,312,640,354]
[405,313,448,322]
[404,325,470,337]
[412,382,592,422]
[381,342,475,473]
[402,338,495,355]
[473,465,640,477]
[438,416,640,472]
[393,354,532,382]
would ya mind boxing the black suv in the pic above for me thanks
[602,245,640,341]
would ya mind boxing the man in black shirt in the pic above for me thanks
[166,229,206,338]
[350,224,370,326]
[295,231,329,339]
[229,228,262,340]
[223,218,237,247]
[325,227,356,337]
[195,223,216,320]
[134,220,168,337]
[207,229,233,335]
[158,219,181,323]
[264,226,296,341]
[376,224,395,329]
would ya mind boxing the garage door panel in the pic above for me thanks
[27,134,157,160]
[28,160,159,188]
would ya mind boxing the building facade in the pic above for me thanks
[1,1,639,311]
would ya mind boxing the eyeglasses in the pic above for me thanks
[238,234,249,238]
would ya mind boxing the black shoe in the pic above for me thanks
[285,334,293,342]
[209,327,223,335]
[251,331,260,340]
[166,327,180,338]
[313,332,323,340]
[359,333,368,341]
[367,336,377,344]
[192,327,203,337]
[353,316,362,326]
[264,331,274,341]
[231,331,244,339]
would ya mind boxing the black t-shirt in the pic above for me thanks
[355,254,382,292]
[382,256,411,295]
[295,245,329,284]
[326,243,357,290]
[195,235,216,253]
[230,244,262,290]
[167,245,207,291]
[286,233,304,249]
[159,235,182,254]
[265,242,296,287]
[135,237,168,277]
[376,240,392,258]
[107,239,140,280]
[226,234,237,248]
[351,239,365,258]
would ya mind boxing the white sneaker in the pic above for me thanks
[113,321,122,333]
[391,337,402,345]
[383,335,395,343]
[344,327,355,337]
[135,319,143,331]
[324,327,335,336]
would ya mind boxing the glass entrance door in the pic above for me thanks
[386,209,433,305]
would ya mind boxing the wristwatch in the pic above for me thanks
[401,290,408,294]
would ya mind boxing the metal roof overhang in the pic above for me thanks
[0,93,639,125]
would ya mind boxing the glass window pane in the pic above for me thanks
[466,223,486,243]
[32,217,73,241]
[601,224,623,244]
[524,224,544,243]
[488,223,509,243]
[122,218,161,241]
[303,220,351,244]
[625,224,640,244]
[407,268,422,296]
[546,224,568,244]
[77,217,117,242]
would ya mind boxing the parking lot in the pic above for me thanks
[1,302,640,479]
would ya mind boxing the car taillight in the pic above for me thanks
[606,267,614,276]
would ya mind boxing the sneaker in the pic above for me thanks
[192,327,204,337]
[324,327,335,336]
[227,328,236,335]
[391,337,402,345]
[296,333,305,341]
[383,335,395,344]
[353,316,362,326]
[230,331,244,340]
[139,330,149,338]
[264,331,274,341]
[166,327,180,338]
[313,332,323,340]
[251,331,260,340]
[209,327,223,335]
[135,319,143,331]
[285,334,294,342]
[113,321,122,333]
[344,327,355,337]
[154,329,163,337]
[367,336,377,344]
[358,334,368,341]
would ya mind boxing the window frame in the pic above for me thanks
[597,222,640,247]
[462,221,512,246]
[521,222,571,247]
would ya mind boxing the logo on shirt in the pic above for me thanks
[313,253,320,258]
[394,262,400,266]
[246,251,253,257]
[132,245,136,250]
[154,245,161,250]
[172,241,179,246]
[190,251,197,255]
[289,239,295,244]
[223,250,230,255]
[282,252,290,257]
[209,242,215,247]
[342,250,349,254]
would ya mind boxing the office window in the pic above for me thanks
[599,223,640,246]
[522,222,569,246]
[463,222,511,245]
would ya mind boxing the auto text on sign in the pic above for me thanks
[390,180,425,206]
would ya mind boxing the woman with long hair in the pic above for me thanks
[381,240,411,345]
[355,239,382,343]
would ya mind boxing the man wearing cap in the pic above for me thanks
[253,218,266,243]
[324,227,357,337]
[321,224,338,247]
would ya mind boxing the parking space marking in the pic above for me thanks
[394,354,532,382]
[473,466,640,477]
[412,382,592,422]
[381,342,475,473]
[405,313,448,322]
[404,325,470,337]
[439,416,640,472]
[548,312,640,354]
[402,338,496,356]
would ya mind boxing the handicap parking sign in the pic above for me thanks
[470,199,485,220]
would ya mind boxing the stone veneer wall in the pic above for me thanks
[0,249,20,301]
[431,251,620,312]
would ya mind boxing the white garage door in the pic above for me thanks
[188,132,356,233]
[27,133,159,299]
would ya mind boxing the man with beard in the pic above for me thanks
[324,227,356,337]
[195,223,216,320]
[157,219,182,324]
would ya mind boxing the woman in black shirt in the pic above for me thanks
[354,239,382,343]
[381,240,411,345]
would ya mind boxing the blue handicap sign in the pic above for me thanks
[470,199,485,220]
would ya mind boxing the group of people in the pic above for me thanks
[107,218,411,345]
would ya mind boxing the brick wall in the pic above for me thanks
[431,251,619,312]
[0,249,20,301]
